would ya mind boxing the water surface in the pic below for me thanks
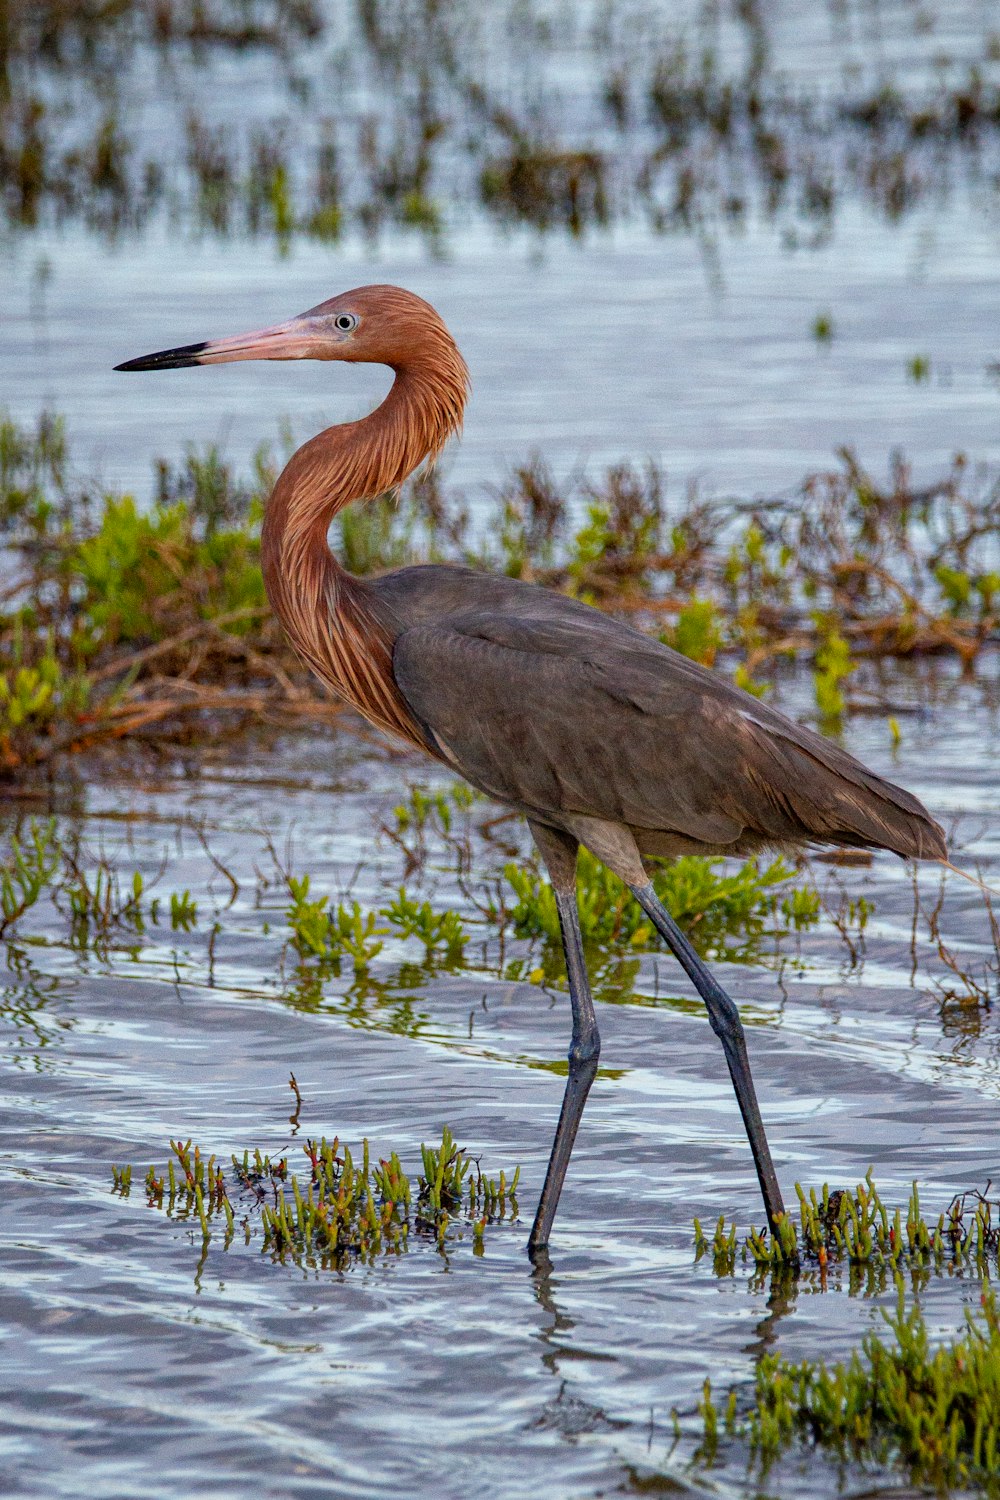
[1,669,998,1497]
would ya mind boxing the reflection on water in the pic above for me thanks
[4,0,1000,246]
[0,945,68,1070]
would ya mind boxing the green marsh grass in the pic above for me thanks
[2,413,999,769]
[694,1170,1000,1280]
[699,1285,1000,1491]
[114,1119,520,1269]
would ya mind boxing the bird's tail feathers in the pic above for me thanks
[799,778,947,863]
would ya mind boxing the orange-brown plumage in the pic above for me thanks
[258,286,468,748]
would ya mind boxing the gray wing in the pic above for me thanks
[392,606,945,859]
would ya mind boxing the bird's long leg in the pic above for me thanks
[630,882,786,1232]
[528,887,601,1251]
[528,822,601,1253]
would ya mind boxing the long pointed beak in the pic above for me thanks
[115,315,323,372]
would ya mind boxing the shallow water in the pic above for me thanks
[0,663,998,1498]
[6,207,1000,504]
[4,0,1000,498]
[3,2,1000,1495]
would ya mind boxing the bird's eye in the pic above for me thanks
[334,313,358,332]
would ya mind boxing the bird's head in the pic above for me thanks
[115,284,462,375]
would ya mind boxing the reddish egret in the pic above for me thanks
[117,285,946,1250]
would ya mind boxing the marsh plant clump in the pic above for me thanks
[694,1176,1000,1491]
[505,847,820,960]
[699,1286,1000,1492]
[2,412,999,773]
[0,414,321,768]
[113,1120,520,1269]
[694,1171,1000,1282]
[285,876,468,970]
[281,842,822,994]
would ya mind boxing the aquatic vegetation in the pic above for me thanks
[564,463,666,592]
[64,863,147,939]
[114,1119,520,1268]
[278,806,828,996]
[504,848,820,959]
[1,413,998,771]
[0,410,67,529]
[663,597,723,666]
[0,419,311,765]
[0,821,59,939]
[479,143,609,239]
[694,1171,1000,1279]
[812,311,834,343]
[384,782,480,878]
[5,2,1000,245]
[0,818,198,949]
[286,876,387,968]
[699,1285,1000,1492]
[74,494,263,647]
[0,640,91,762]
[285,873,468,974]
[382,888,467,964]
[915,868,1000,1009]
[392,782,476,839]
[693,1175,1000,1489]
[169,890,198,931]
[491,457,565,580]
[811,617,855,727]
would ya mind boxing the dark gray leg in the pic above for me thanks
[529,886,601,1252]
[631,881,786,1232]
[526,820,601,1253]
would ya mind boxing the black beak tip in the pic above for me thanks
[114,341,208,372]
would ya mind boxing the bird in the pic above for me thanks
[116,284,947,1253]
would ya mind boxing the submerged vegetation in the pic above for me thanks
[1,411,998,772]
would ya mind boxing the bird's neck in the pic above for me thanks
[261,352,467,746]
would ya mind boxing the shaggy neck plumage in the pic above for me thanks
[260,344,467,746]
